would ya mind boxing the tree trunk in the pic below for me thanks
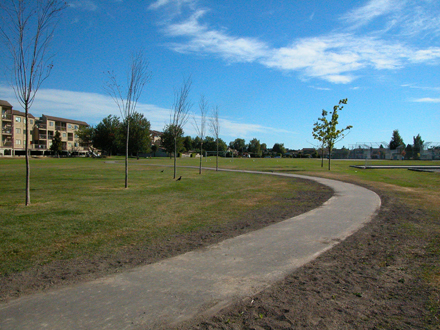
[174,137,177,179]
[328,146,332,170]
[199,142,203,174]
[216,139,219,171]
[125,121,129,188]
[320,145,324,168]
[25,107,30,206]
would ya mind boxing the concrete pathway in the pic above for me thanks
[0,171,381,330]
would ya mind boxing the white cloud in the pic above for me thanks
[341,0,402,28]
[151,1,440,84]
[413,97,440,103]
[68,0,98,11]
[0,85,289,140]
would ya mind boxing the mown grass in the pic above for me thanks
[0,156,318,276]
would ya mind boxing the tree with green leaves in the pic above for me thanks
[229,138,246,154]
[313,99,352,170]
[183,136,193,152]
[118,111,151,156]
[272,143,286,156]
[151,145,158,157]
[389,129,404,150]
[413,134,424,160]
[93,115,120,156]
[104,50,151,188]
[247,138,262,157]
[50,130,62,158]
[76,125,94,150]
[162,124,184,159]
[1,0,68,205]
[312,110,329,167]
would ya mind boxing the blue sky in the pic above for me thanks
[1,0,439,149]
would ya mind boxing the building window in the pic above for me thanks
[15,117,21,123]
[49,122,54,126]
[30,119,33,124]
[62,133,66,138]
[74,125,79,129]
[16,128,21,134]
[16,139,21,145]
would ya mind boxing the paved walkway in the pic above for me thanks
[0,171,381,330]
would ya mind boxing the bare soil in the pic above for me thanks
[0,178,331,303]
[177,187,440,329]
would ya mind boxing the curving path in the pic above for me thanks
[0,170,380,330]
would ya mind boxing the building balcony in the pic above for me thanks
[1,114,12,121]
[33,144,47,149]
[2,141,13,147]
[37,123,47,129]
[39,134,47,140]
[2,129,12,135]
[56,125,67,131]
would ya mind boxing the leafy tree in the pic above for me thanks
[151,145,158,157]
[272,143,286,156]
[104,50,150,188]
[389,129,404,150]
[314,99,352,170]
[229,138,246,154]
[248,138,262,157]
[1,0,68,205]
[183,136,193,152]
[162,124,184,159]
[50,130,62,158]
[312,110,329,167]
[413,134,424,160]
[76,125,94,150]
[93,115,120,156]
[118,111,151,156]
[404,144,413,160]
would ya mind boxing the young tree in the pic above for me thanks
[314,99,352,170]
[50,130,62,158]
[193,95,207,174]
[169,77,192,179]
[389,129,404,150]
[104,50,151,188]
[312,110,329,167]
[0,0,68,205]
[272,143,286,156]
[210,105,221,171]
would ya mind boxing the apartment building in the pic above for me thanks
[0,100,89,156]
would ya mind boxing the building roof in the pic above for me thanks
[12,110,35,118]
[151,130,163,136]
[0,100,13,108]
[42,114,88,126]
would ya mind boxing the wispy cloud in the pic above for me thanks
[413,97,440,103]
[0,85,289,140]
[340,0,402,28]
[68,0,98,11]
[152,1,440,84]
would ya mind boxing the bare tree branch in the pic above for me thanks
[104,50,151,188]
[0,0,67,205]
[209,105,220,171]
[193,95,207,174]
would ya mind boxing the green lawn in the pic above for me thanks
[0,156,321,275]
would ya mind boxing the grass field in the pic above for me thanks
[0,156,324,276]
[1,156,439,320]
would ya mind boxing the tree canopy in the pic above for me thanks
[389,129,404,150]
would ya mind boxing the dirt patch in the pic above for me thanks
[177,188,440,329]
[0,178,332,302]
